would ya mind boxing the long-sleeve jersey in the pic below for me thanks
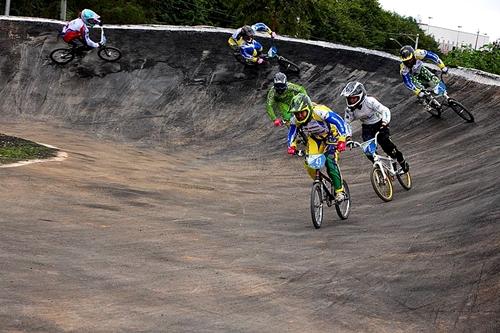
[288,104,347,148]
[344,96,391,137]
[230,23,272,45]
[266,82,307,122]
[62,18,99,48]
[400,49,445,94]
[228,23,273,62]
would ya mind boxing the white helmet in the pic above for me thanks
[341,81,366,108]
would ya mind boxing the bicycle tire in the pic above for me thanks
[50,48,74,65]
[396,170,412,190]
[97,46,122,62]
[335,180,350,220]
[370,166,393,202]
[310,182,324,229]
[447,98,474,123]
[277,56,300,74]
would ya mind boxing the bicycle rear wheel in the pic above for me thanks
[396,170,412,190]
[277,56,300,74]
[447,98,474,123]
[310,182,324,229]
[335,180,350,220]
[50,48,74,64]
[370,166,393,202]
[98,46,122,62]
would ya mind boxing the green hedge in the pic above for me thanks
[443,44,500,75]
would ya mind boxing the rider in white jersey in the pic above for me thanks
[341,81,409,172]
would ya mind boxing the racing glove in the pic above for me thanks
[417,90,426,98]
[273,118,283,127]
[271,31,277,39]
[287,146,297,155]
[337,141,346,152]
[257,58,264,64]
[441,66,448,74]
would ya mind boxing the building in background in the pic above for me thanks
[418,24,489,53]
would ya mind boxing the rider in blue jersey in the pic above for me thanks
[228,23,276,64]
[287,94,348,202]
[399,45,448,98]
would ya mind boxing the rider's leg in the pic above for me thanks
[304,136,320,180]
[326,150,343,193]
[361,123,377,163]
[377,126,409,171]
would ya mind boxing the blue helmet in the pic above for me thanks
[81,9,101,27]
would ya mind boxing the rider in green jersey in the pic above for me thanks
[266,72,307,127]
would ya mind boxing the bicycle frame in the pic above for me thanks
[349,132,398,180]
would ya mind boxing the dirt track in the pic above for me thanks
[0,18,499,332]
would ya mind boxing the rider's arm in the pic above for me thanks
[324,111,347,138]
[81,25,99,48]
[366,96,391,124]
[415,49,446,69]
[251,22,273,36]
[344,108,355,137]
[400,63,421,95]
[266,88,277,121]
[287,120,298,148]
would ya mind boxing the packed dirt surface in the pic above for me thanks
[0,18,499,332]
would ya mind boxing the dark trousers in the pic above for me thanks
[361,120,404,163]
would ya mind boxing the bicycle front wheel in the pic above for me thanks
[310,182,324,229]
[50,48,74,65]
[370,166,393,202]
[98,46,122,62]
[448,98,474,123]
[396,170,412,190]
[335,180,350,220]
[277,56,300,74]
[425,98,442,118]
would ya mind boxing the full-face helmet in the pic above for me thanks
[340,81,366,109]
[400,45,416,68]
[240,25,255,42]
[273,72,288,95]
[290,93,313,125]
[81,9,101,27]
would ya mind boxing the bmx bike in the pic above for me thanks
[419,73,474,123]
[50,26,122,65]
[348,132,412,202]
[297,149,351,228]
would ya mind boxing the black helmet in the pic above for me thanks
[400,45,416,67]
[290,93,313,125]
[340,81,366,109]
[273,72,288,95]
[241,25,255,41]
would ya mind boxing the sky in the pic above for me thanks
[378,0,500,41]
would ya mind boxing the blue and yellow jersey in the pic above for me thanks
[228,22,273,49]
[400,49,445,94]
[287,104,347,148]
[239,40,263,62]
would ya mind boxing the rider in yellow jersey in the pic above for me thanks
[287,94,348,202]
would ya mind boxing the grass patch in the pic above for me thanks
[0,134,58,164]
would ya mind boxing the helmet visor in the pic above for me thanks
[403,57,416,68]
[275,83,287,94]
[295,110,309,122]
[347,96,360,106]
[87,18,100,26]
